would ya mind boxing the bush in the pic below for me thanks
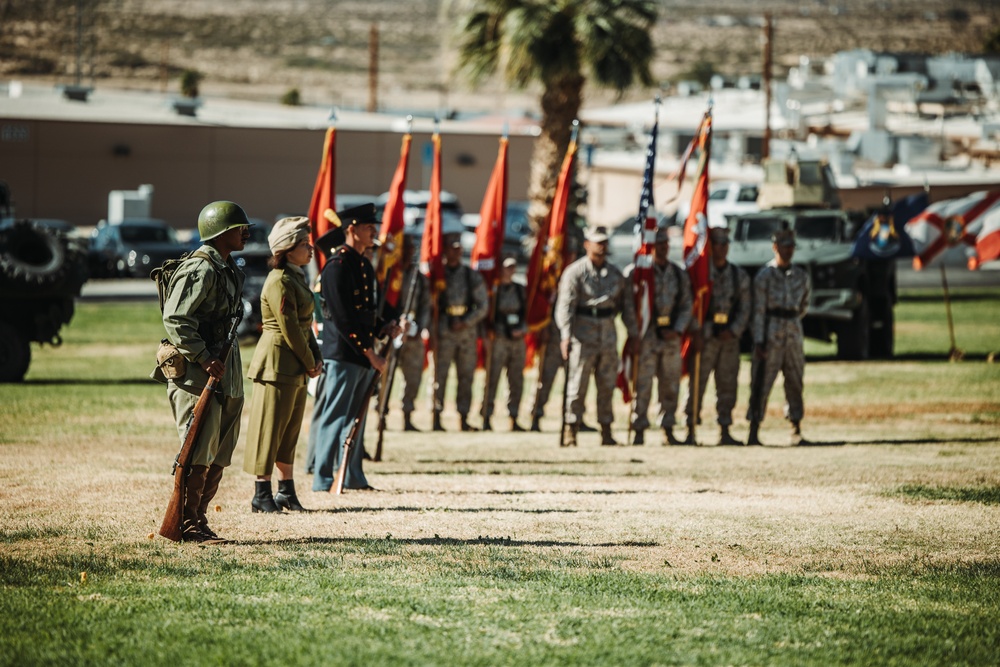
[180,69,202,98]
[280,88,301,106]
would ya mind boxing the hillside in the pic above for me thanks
[1,0,998,114]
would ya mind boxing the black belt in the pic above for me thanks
[767,308,799,319]
[576,306,614,319]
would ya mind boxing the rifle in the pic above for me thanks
[158,313,242,542]
[333,369,380,494]
[374,262,421,462]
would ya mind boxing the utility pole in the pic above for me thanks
[762,13,773,161]
[368,23,379,113]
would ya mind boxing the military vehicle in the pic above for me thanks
[0,184,89,381]
[726,157,895,360]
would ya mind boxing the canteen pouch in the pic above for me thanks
[156,339,187,379]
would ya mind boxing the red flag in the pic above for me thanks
[420,132,446,298]
[681,111,714,375]
[307,127,336,269]
[471,137,509,291]
[904,190,1000,270]
[377,133,412,307]
[524,133,578,368]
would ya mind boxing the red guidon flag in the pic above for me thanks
[470,137,509,291]
[524,132,578,367]
[307,127,336,269]
[904,190,1000,270]
[377,132,412,308]
[420,131,446,299]
[682,109,713,356]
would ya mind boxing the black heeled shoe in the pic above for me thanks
[274,479,307,512]
[251,480,282,513]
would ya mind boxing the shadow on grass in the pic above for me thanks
[24,378,156,386]
[415,459,607,465]
[795,436,1000,447]
[805,352,997,363]
[238,535,660,548]
[313,505,580,514]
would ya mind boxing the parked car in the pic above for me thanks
[88,218,186,278]
[675,180,760,229]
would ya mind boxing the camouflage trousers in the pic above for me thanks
[530,339,564,418]
[631,334,682,430]
[746,332,805,423]
[481,336,526,420]
[565,338,618,426]
[434,327,478,416]
[395,337,425,415]
[685,336,742,426]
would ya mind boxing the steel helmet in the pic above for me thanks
[197,201,250,241]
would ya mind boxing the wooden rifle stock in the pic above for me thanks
[333,372,379,494]
[158,314,241,542]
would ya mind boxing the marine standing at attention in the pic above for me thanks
[747,224,811,446]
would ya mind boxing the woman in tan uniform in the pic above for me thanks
[243,217,322,512]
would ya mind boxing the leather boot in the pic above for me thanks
[663,427,681,446]
[747,422,762,446]
[600,424,618,446]
[790,421,803,446]
[274,479,306,512]
[632,429,645,446]
[403,412,420,432]
[530,415,542,432]
[481,416,492,431]
[181,465,210,543]
[460,415,478,432]
[718,426,742,446]
[198,464,225,540]
[562,423,578,447]
[251,480,282,513]
[432,411,445,432]
[510,418,525,432]
[579,421,597,433]
[684,428,697,445]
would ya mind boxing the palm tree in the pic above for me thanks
[456,0,658,232]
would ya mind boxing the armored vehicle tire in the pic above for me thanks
[836,297,870,361]
[0,221,67,287]
[0,322,30,383]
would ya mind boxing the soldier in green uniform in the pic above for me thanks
[433,235,488,432]
[243,217,322,513]
[747,225,811,446]
[153,200,249,543]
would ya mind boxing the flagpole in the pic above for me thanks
[687,101,712,447]
[940,264,963,361]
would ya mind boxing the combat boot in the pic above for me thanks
[790,421,804,446]
[460,415,478,432]
[632,430,645,446]
[663,427,681,446]
[432,411,445,432]
[181,465,211,543]
[481,416,492,431]
[562,423,578,447]
[579,421,597,433]
[718,426,742,446]
[684,428,697,445]
[403,412,420,432]
[274,479,307,512]
[198,464,226,541]
[530,415,542,432]
[746,422,762,446]
[601,424,618,446]
[251,480,282,514]
[510,418,525,432]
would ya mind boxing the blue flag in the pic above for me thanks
[850,193,928,260]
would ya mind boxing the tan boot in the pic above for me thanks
[746,422,762,446]
[600,424,618,446]
[562,423,578,447]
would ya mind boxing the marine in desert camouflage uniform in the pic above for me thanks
[684,226,751,445]
[394,235,430,431]
[555,226,638,446]
[625,226,692,446]
[481,256,527,431]
[746,225,811,446]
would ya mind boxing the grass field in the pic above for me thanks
[1,288,999,666]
